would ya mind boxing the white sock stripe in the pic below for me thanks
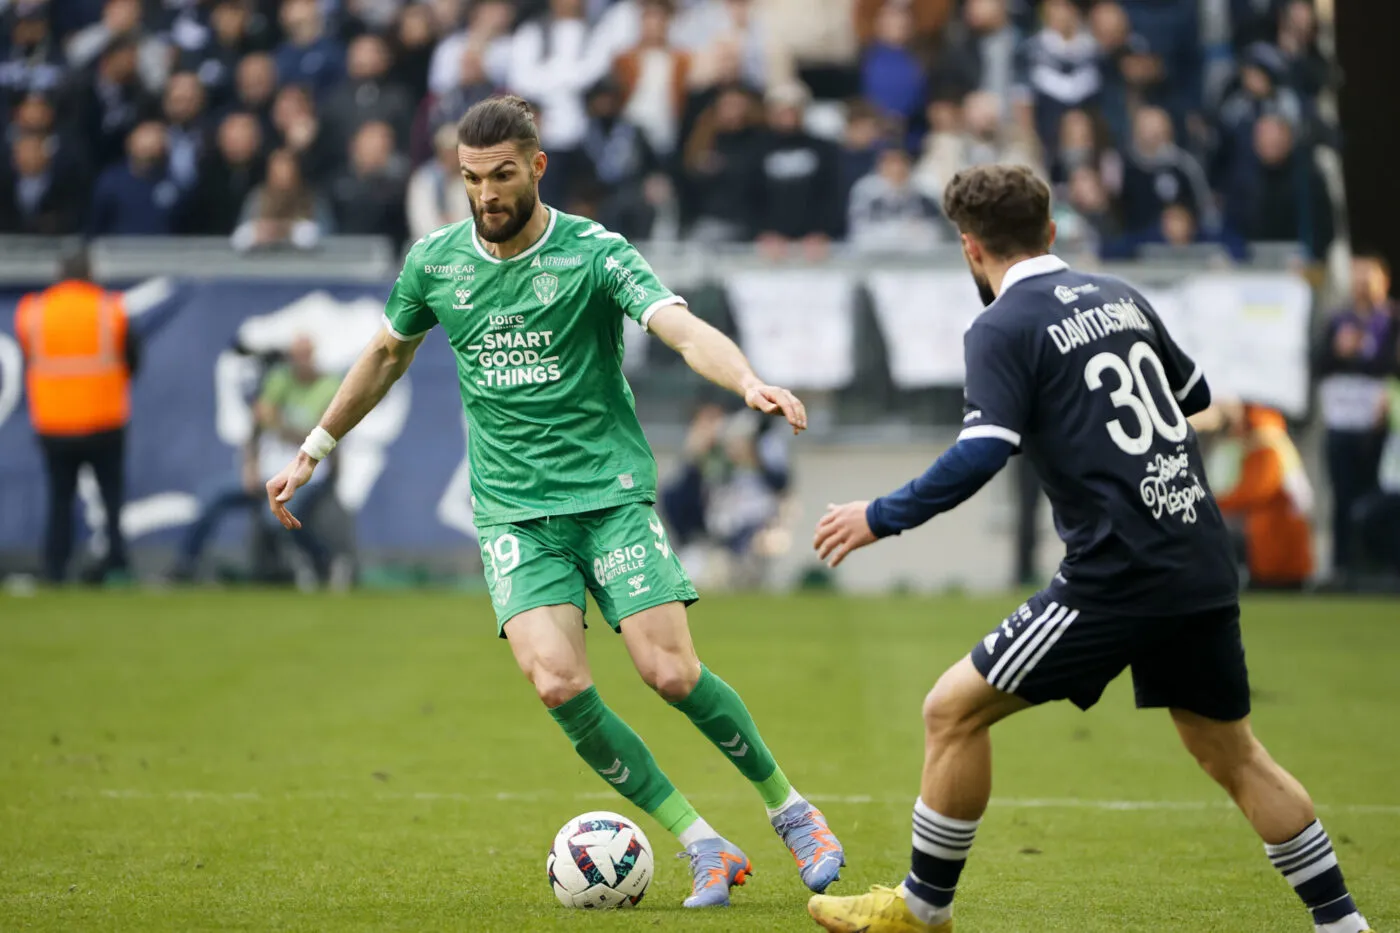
[1272,836,1333,873]
[1008,608,1079,693]
[1283,851,1338,887]
[911,831,972,861]
[1276,843,1335,877]
[914,832,974,855]
[1265,820,1325,857]
[995,605,1070,690]
[913,800,981,831]
[913,821,975,846]
[1314,893,1354,911]
[986,602,1060,687]
[912,811,979,838]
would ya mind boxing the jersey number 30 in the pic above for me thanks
[1083,341,1188,456]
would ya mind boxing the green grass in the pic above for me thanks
[1,592,1397,932]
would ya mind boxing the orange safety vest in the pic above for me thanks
[15,281,131,437]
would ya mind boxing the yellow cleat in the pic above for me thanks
[807,885,952,933]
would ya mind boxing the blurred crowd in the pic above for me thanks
[0,0,1341,261]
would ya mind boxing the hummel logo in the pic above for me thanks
[599,759,630,784]
[720,733,749,758]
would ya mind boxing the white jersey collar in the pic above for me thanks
[472,206,557,264]
[998,254,1070,295]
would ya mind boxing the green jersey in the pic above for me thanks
[382,208,685,525]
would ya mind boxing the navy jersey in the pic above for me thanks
[960,255,1238,614]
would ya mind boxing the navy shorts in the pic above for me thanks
[969,587,1251,722]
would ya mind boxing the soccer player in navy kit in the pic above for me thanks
[808,165,1374,933]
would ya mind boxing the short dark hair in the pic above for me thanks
[457,95,540,150]
[942,164,1052,259]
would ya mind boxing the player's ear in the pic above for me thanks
[531,147,548,182]
[960,233,981,265]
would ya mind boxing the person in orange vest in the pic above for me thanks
[1202,400,1316,590]
[15,251,141,583]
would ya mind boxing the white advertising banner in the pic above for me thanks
[725,270,858,390]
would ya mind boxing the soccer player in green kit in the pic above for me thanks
[264,95,845,908]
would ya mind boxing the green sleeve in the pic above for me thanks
[594,239,686,331]
[383,248,438,340]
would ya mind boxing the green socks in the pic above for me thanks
[671,665,794,810]
[548,686,701,836]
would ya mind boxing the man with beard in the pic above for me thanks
[262,94,846,910]
[808,164,1375,933]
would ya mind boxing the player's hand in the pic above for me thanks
[744,384,807,434]
[266,452,318,530]
[814,501,876,568]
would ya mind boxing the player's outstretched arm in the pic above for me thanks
[647,303,807,434]
[266,328,423,529]
[813,437,1015,567]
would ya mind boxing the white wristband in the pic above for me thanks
[300,426,337,461]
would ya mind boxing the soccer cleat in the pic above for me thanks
[808,885,951,933]
[772,800,846,893]
[679,837,752,908]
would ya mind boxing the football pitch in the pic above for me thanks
[2,592,1396,932]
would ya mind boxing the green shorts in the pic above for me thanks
[477,503,699,636]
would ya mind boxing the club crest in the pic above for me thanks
[532,272,559,305]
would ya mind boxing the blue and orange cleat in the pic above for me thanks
[680,837,753,908]
[773,800,846,893]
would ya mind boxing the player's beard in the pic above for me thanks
[473,185,538,243]
[973,271,997,308]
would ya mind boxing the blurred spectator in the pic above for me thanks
[509,0,603,159]
[1273,0,1330,99]
[1,4,67,104]
[661,404,791,585]
[837,100,886,219]
[76,36,158,170]
[1214,41,1303,185]
[329,120,408,244]
[613,0,691,159]
[390,4,438,102]
[88,120,186,235]
[323,34,415,156]
[682,82,762,243]
[15,251,138,584]
[0,133,84,234]
[860,2,926,140]
[847,146,947,253]
[275,0,346,97]
[427,0,513,97]
[914,89,1041,198]
[233,52,279,130]
[1089,0,1163,146]
[1225,115,1332,258]
[933,0,1020,108]
[270,84,336,184]
[576,79,667,239]
[1015,0,1102,150]
[178,0,263,109]
[1205,401,1315,590]
[1119,105,1214,237]
[406,122,470,240]
[854,0,951,48]
[1315,255,1397,578]
[171,335,340,585]
[182,111,266,235]
[1051,106,1121,188]
[1051,164,1120,255]
[676,0,771,90]
[66,0,169,94]
[1230,0,1287,51]
[162,71,211,190]
[759,0,860,99]
[752,80,840,259]
[1101,202,1247,262]
[232,147,333,251]
[416,42,498,165]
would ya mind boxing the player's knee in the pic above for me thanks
[922,677,979,740]
[1183,722,1264,791]
[532,670,591,709]
[640,654,701,702]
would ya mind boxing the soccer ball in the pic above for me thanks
[547,810,654,908]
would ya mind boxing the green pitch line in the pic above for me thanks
[2,592,1397,932]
